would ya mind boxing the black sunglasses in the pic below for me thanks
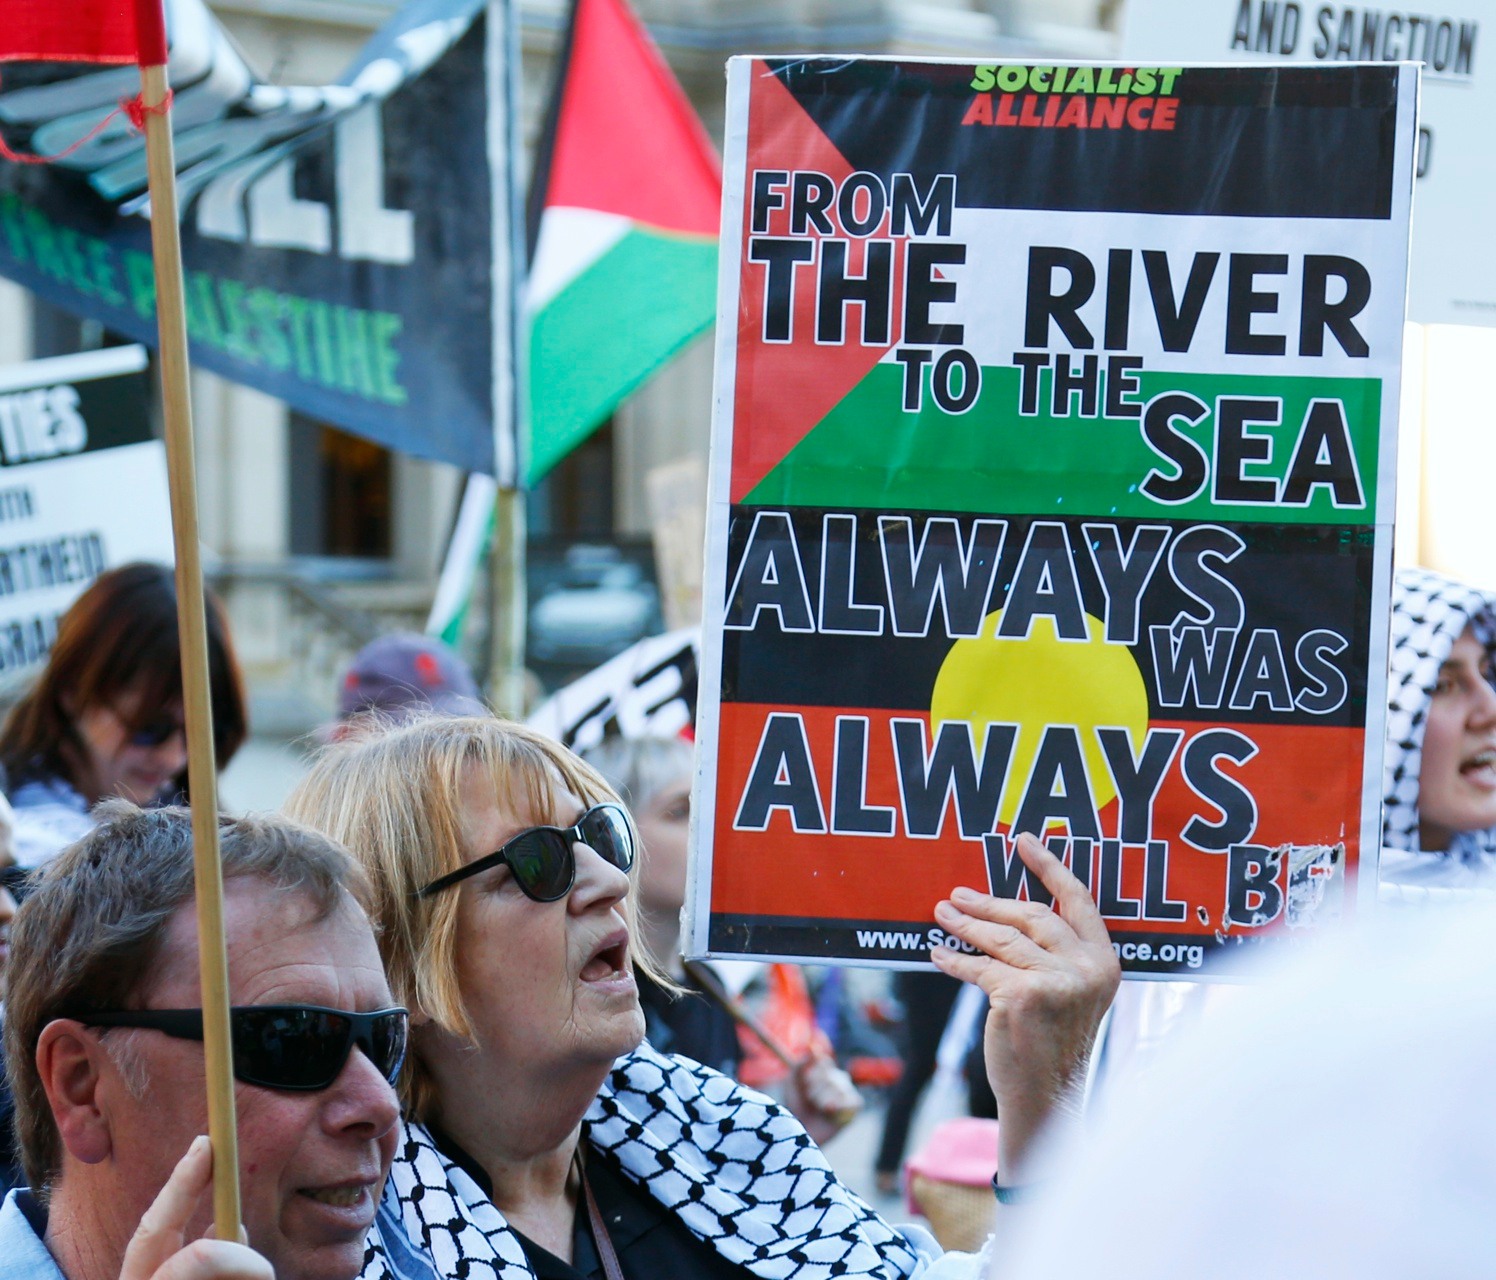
[415,803,635,902]
[125,716,186,748]
[80,1004,408,1092]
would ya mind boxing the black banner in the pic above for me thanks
[0,0,514,478]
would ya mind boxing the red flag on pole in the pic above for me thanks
[0,0,170,163]
[0,0,167,66]
[0,0,236,1239]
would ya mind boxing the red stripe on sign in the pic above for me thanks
[707,704,1366,929]
[729,63,904,503]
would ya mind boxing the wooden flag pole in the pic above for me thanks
[489,485,527,716]
[682,960,799,1070]
[137,57,243,1238]
[485,0,528,717]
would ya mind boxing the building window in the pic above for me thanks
[287,413,392,559]
[538,418,615,539]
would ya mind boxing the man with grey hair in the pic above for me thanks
[0,802,405,1280]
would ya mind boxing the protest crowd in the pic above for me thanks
[0,0,1492,1278]
[0,554,1492,1280]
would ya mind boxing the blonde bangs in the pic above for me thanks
[285,714,667,1119]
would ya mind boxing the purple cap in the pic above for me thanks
[337,633,486,722]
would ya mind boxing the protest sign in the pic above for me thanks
[528,627,698,752]
[1122,1,1493,327]
[0,345,173,676]
[687,58,1417,976]
[0,0,518,479]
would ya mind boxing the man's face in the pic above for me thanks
[101,878,400,1280]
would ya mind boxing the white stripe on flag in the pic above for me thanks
[427,472,498,643]
[527,207,631,311]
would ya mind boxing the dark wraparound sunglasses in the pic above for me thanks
[125,717,186,748]
[80,1005,408,1092]
[415,802,635,902]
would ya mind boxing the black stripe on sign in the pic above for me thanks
[764,60,1400,220]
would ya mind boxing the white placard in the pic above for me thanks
[0,346,174,676]
[1122,0,1495,326]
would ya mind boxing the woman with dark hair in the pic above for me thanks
[0,561,248,865]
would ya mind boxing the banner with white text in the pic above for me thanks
[0,0,518,480]
[686,58,1417,977]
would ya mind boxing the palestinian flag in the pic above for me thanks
[525,0,720,484]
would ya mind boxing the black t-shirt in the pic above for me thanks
[430,1126,752,1280]
[637,968,742,1078]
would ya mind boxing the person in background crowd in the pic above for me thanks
[874,972,964,1195]
[0,802,403,1280]
[578,733,738,1073]
[0,564,248,867]
[582,731,864,1141]
[0,789,21,1196]
[286,715,1119,1280]
[1380,567,1496,897]
[329,633,486,740]
[1098,566,1496,1100]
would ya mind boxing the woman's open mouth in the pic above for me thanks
[580,931,631,983]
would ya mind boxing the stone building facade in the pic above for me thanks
[0,0,1113,718]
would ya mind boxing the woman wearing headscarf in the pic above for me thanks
[1380,567,1496,897]
[284,715,1118,1280]
[1097,566,1496,1103]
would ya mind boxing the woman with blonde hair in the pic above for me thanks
[284,715,1118,1280]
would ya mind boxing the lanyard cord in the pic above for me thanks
[575,1147,627,1280]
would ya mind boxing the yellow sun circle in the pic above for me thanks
[930,609,1149,830]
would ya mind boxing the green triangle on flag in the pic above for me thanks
[524,0,720,486]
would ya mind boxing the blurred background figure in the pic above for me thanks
[0,788,23,1194]
[581,732,739,1073]
[1380,567,1496,895]
[0,563,247,867]
[874,971,963,1195]
[329,632,486,739]
[1001,899,1496,1280]
[582,731,863,1140]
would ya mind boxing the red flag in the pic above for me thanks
[0,0,167,66]
[537,0,720,236]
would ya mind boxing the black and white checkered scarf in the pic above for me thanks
[1383,567,1496,860]
[361,1042,944,1280]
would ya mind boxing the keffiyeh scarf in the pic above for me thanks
[1383,567,1496,860]
[361,1042,931,1280]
